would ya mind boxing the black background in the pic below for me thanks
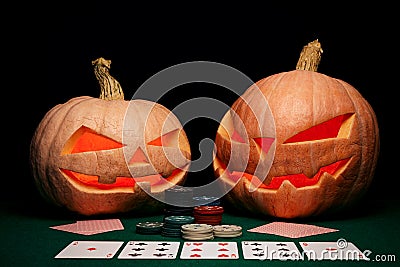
[7,4,397,206]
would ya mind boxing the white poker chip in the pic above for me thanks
[181,231,213,237]
[181,227,213,234]
[181,223,213,232]
[213,224,242,232]
[213,224,242,238]
[213,232,242,238]
[181,223,215,240]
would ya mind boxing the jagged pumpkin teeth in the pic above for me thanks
[30,57,191,216]
[213,40,379,219]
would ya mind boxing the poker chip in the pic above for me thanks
[193,205,224,225]
[163,187,194,218]
[193,196,221,206]
[181,223,214,240]
[164,215,195,225]
[165,186,193,206]
[161,215,195,237]
[213,224,242,232]
[213,224,243,238]
[163,205,194,218]
[181,223,213,232]
[135,221,163,235]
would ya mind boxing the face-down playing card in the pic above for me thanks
[50,219,124,235]
[118,241,180,259]
[247,222,338,238]
[180,242,239,259]
[54,241,124,259]
[242,241,303,260]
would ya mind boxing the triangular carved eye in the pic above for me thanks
[284,113,354,144]
[218,111,248,143]
[147,129,180,147]
[62,126,124,155]
[254,137,275,154]
[231,130,246,143]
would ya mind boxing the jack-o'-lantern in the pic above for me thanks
[30,58,191,216]
[213,40,379,218]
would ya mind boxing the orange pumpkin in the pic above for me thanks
[213,40,379,218]
[30,58,191,216]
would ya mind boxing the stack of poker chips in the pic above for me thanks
[213,224,243,238]
[161,215,195,237]
[193,205,224,225]
[164,205,194,217]
[192,195,222,207]
[135,221,164,235]
[164,186,194,218]
[181,223,214,240]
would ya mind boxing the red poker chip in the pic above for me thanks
[194,213,223,218]
[194,215,222,221]
[195,217,221,219]
[193,206,224,225]
[194,205,223,211]
[194,206,224,215]
[194,217,222,221]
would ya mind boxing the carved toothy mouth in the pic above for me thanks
[215,157,351,189]
[60,167,188,190]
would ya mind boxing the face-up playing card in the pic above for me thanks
[180,242,239,259]
[299,241,369,261]
[54,241,124,259]
[118,241,180,259]
[242,241,303,260]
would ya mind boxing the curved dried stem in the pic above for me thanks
[92,57,124,100]
[296,39,323,72]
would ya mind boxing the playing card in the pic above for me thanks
[180,242,239,259]
[247,221,338,238]
[118,241,180,259]
[50,223,79,234]
[299,240,369,261]
[242,241,303,260]
[50,219,124,235]
[55,241,124,259]
[76,219,124,235]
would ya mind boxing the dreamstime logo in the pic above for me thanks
[302,238,372,261]
[336,238,348,249]
[122,61,276,206]
[257,239,372,261]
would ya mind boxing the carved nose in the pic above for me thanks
[128,147,150,165]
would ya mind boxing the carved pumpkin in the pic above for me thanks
[213,40,379,218]
[30,58,191,216]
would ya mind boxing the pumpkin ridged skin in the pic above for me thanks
[214,70,379,219]
[30,96,191,216]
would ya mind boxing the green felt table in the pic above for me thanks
[1,195,399,267]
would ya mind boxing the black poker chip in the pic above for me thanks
[164,206,194,217]
[165,186,193,206]
[136,221,164,235]
[193,196,221,206]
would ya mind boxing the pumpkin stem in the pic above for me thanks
[296,39,323,72]
[92,57,125,100]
